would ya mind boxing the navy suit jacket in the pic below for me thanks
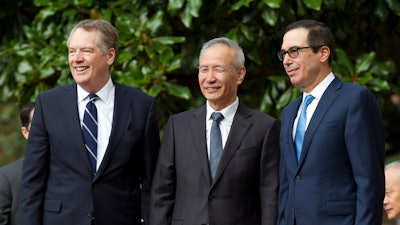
[278,77,385,225]
[0,158,23,225]
[19,82,160,225]
[150,103,280,225]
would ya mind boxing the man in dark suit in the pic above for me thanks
[0,102,34,225]
[150,37,280,225]
[277,19,385,225]
[18,19,160,225]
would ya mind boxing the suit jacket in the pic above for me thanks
[278,77,385,225]
[0,158,23,225]
[150,103,280,225]
[19,82,160,225]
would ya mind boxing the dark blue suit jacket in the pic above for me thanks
[278,77,385,225]
[19,82,160,225]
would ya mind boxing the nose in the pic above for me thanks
[70,51,84,62]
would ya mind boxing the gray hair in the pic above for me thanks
[199,37,245,68]
[385,160,400,182]
[67,19,119,57]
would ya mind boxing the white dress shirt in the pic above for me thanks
[78,78,115,170]
[292,72,335,140]
[206,97,239,158]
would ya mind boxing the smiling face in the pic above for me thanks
[68,28,115,93]
[281,28,330,93]
[198,44,246,111]
[384,166,400,220]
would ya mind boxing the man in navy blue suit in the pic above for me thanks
[19,19,160,225]
[277,19,385,225]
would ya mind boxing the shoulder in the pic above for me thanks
[238,103,279,125]
[115,83,154,102]
[0,158,23,178]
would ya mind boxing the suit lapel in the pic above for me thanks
[287,97,302,166]
[61,84,93,176]
[298,77,342,166]
[95,83,129,180]
[212,104,251,185]
[189,106,212,186]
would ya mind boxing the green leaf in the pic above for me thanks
[152,36,186,45]
[355,52,375,74]
[180,4,192,28]
[385,0,400,16]
[262,0,281,9]
[231,0,253,11]
[333,48,354,78]
[147,11,164,34]
[17,61,33,74]
[165,82,192,99]
[188,0,202,18]
[261,8,279,26]
[370,61,396,76]
[168,0,185,11]
[367,78,391,91]
[302,0,323,10]
[276,87,297,110]
[240,24,255,41]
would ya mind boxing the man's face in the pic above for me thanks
[68,28,115,93]
[198,44,245,111]
[281,28,322,92]
[384,167,400,220]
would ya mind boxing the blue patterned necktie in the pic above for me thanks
[294,95,315,162]
[82,93,99,172]
[209,112,224,181]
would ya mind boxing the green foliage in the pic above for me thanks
[1,0,400,161]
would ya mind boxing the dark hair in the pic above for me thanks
[20,102,35,128]
[285,20,335,66]
[67,19,119,57]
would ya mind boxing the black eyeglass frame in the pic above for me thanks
[277,46,314,61]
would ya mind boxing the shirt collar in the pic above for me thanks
[206,97,239,123]
[304,72,335,100]
[77,78,114,103]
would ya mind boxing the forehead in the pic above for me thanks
[385,168,400,186]
[199,44,233,66]
[68,28,98,48]
[282,28,309,49]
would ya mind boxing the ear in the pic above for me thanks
[21,127,29,140]
[319,46,330,63]
[107,48,116,65]
[237,66,246,85]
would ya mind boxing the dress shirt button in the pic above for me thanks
[295,175,301,182]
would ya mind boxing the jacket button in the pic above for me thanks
[295,175,301,182]
[87,211,94,218]
[208,195,214,201]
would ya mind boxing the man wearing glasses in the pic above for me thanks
[277,19,385,225]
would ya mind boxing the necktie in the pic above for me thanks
[209,112,224,181]
[82,94,99,172]
[294,95,315,162]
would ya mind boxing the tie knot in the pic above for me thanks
[88,94,98,102]
[303,95,315,107]
[211,112,224,123]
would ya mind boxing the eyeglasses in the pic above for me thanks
[277,46,311,61]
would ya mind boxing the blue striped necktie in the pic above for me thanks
[82,93,99,172]
[209,112,224,181]
[294,95,314,162]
